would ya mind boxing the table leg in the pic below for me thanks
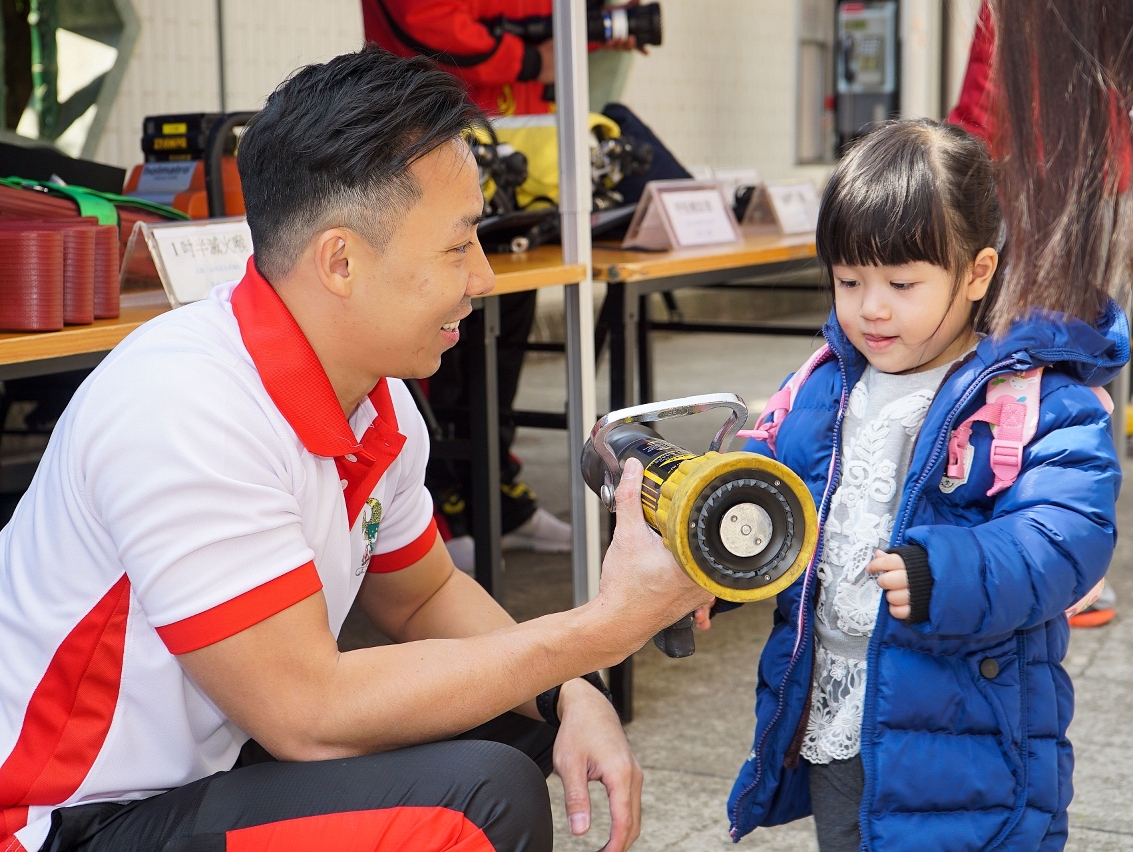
[637,291,654,404]
[608,282,640,410]
[467,298,503,598]
[605,282,639,720]
[610,650,634,723]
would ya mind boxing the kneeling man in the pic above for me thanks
[0,48,711,852]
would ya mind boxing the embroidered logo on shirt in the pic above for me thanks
[359,498,383,574]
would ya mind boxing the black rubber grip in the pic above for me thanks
[653,613,696,658]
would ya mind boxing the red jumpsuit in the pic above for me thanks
[947,1,1130,190]
[362,0,553,116]
[947,0,995,142]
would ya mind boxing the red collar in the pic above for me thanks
[230,257,399,458]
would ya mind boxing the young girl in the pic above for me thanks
[726,118,1128,851]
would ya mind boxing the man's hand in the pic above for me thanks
[599,459,715,647]
[868,549,910,620]
[603,1,650,54]
[537,40,556,84]
[553,678,642,852]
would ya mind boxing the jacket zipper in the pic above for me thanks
[729,335,851,837]
[855,357,1020,850]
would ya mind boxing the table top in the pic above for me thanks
[0,305,169,368]
[0,250,587,369]
[485,245,586,296]
[592,232,816,284]
[0,235,812,367]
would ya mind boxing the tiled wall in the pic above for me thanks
[616,0,968,184]
[92,0,959,183]
[93,0,223,168]
[93,0,363,169]
[617,0,828,183]
[219,0,364,112]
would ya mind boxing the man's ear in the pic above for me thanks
[966,247,999,302]
[312,228,355,299]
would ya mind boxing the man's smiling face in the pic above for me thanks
[348,139,495,379]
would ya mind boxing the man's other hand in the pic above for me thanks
[553,677,641,852]
[537,40,556,84]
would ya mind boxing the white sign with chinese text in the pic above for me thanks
[765,181,820,235]
[622,180,742,250]
[659,188,739,247]
[142,217,254,307]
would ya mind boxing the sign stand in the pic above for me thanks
[741,180,821,236]
[119,217,254,306]
[622,180,743,250]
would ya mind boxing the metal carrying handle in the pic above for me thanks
[591,392,749,510]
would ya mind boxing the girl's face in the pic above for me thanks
[832,250,997,374]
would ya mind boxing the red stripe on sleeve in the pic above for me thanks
[368,521,439,574]
[0,576,130,811]
[226,806,496,852]
[156,563,322,654]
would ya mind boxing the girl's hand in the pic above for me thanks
[868,549,910,620]
[692,603,714,631]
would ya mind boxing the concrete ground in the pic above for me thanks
[492,326,1133,852]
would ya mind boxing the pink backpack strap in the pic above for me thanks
[946,368,1043,497]
[736,344,833,454]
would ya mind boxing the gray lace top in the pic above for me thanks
[800,359,954,765]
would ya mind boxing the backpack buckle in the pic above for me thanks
[946,433,966,479]
[988,440,1024,494]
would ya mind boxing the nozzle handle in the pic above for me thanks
[590,393,749,510]
[652,613,697,658]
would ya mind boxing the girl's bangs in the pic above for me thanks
[817,137,955,273]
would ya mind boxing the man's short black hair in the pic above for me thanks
[238,46,489,281]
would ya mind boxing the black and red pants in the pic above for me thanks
[40,714,556,852]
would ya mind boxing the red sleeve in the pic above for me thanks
[156,562,323,654]
[947,1,996,143]
[368,519,439,573]
[363,0,528,88]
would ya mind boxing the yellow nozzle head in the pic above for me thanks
[653,452,818,603]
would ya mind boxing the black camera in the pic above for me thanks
[487,2,663,48]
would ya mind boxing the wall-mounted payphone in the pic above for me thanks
[835,0,899,153]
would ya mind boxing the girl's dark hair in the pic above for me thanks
[816,119,1002,324]
[989,0,1133,335]
[237,45,490,281]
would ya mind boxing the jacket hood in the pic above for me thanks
[821,298,1130,386]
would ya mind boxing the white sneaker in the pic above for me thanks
[445,535,476,573]
[501,507,573,553]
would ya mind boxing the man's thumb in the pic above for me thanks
[559,759,592,836]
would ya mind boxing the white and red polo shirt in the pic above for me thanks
[0,259,437,852]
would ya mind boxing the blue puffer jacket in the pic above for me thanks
[728,302,1128,851]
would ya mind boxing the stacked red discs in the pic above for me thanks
[0,229,65,331]
[0,219,97,325]
[92,224,120,319]
[62,226,96,324]
[0,217,120,331]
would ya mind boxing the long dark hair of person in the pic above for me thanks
[989,0,1133,335]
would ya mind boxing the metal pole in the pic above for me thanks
[553,0,601,606]
[216,0,227,112]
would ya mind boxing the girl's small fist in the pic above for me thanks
[868,549,911,620]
